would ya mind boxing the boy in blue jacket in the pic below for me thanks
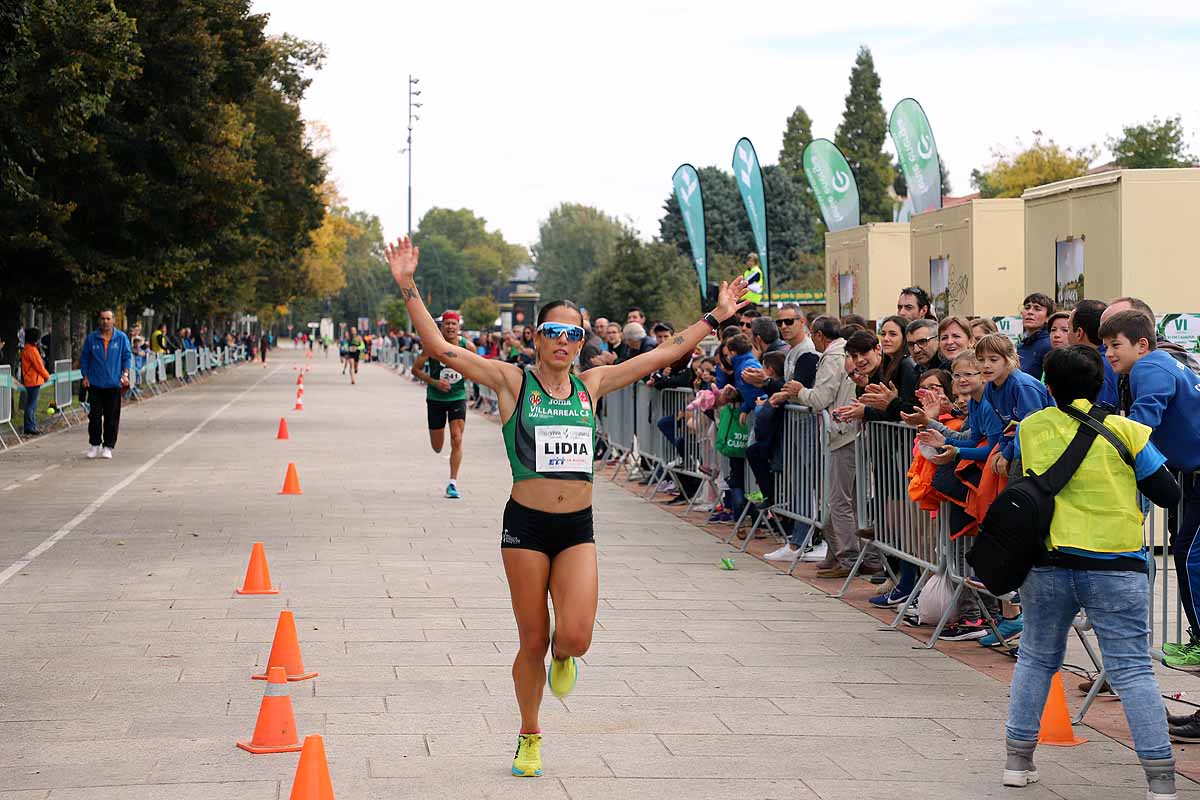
[1017,293,1054,377]
[1102,309,1200,670]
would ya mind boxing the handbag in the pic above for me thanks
[714,404,750,457]
[966,405,1133,595]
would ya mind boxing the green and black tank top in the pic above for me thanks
[502,369,596,484]
[426,336,468,403]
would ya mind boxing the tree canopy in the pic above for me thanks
[971,133,1096,198]
[834,47,894,222]
[1108,115,1195,169]
[532,203,631,304]
[0,0,329,363]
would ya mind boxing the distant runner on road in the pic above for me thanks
[414,310,469,499]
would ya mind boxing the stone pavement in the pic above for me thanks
[0,346,1198,799]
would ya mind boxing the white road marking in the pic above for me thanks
[45,464,60,472]
[0,366,282,587]
[2,484,18,492]
[24,473,42,482]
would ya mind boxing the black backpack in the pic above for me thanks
[966,404,1133,595]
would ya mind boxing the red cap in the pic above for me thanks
[441,311,461,323]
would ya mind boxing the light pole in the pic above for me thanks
[402,75,422,236]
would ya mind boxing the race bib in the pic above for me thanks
[535,425,594,474]
[439,368,463,384]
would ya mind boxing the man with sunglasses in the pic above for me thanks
[906,318,950,374]
[416,311,470,499]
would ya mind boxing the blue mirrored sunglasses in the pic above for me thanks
[536,322,585,342]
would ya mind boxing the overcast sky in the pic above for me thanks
[252,1,1200,250]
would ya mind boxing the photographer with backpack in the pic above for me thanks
[994,346,1180,799]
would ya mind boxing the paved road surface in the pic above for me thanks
[0,346,1195,798]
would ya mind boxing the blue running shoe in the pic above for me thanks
[869,587,911,608]
[979,616,1023,647]
[445,484,460,499]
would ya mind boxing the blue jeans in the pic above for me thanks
[1006,565,1171,760]
[23,384,40,433]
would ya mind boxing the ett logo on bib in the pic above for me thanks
[535,426,593,474]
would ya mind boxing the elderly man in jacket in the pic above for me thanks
[79,309,132,459]
[770,316,880,577]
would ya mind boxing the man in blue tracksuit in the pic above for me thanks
[1101,309,1200,670]
[79,309,133,460]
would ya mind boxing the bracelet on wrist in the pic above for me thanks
[701,313,719,332]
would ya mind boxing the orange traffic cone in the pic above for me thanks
[288,734,335,800]
[237,542,279,595]
[279,463,302,495]
[277,417,290,440]
[296,375,303,386]
[237,666,303,753]
[297,385,304,397]
[293,393,304,411]
[1038,672,1087,746]
[253,610,318,681]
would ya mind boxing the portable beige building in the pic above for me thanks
[824,222,910,321]
[909,199,1025,318]
[1023,168,1200,313]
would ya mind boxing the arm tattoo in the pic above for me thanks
[443,351,458,359]
[672,335,684,345]
[401,287,418,300]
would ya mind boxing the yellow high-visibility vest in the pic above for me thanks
[1018,400,1151,553]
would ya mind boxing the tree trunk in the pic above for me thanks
[70,306,87,364]
[0,299,20,370]
[51,310,70,366]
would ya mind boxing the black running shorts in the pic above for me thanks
[427,399,467,430]
[501,497,594,559]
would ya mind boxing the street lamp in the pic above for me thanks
[400,75,423,237]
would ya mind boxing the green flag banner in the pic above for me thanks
[732,138,769,301]
[672,164,708,307]
[803,138,859,232]
[889,98,942,214]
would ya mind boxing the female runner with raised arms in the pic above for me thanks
[385,236,748,778]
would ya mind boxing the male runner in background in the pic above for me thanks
[415,311,469,498]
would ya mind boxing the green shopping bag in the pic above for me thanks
[714,404,750,457]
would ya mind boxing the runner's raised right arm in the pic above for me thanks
[385,237,520,398]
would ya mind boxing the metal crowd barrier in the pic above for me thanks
[0,366,17,446]
[53,359,80,426]
[836,422,937,606]
[737,407,832,569]
[598,379,1200,717]
[600,384,637,476]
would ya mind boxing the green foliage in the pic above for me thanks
[532,203,630,303]
[584,234,696,326]
[778,104,825,242]
[0,0,327,343]
[379,296,409,332]
[459,295,499,330]
[658,165,820,295]
[413,233,478,314]
[834,46,895,222]
[1108,115,1195,169]
[330,209,391,324]
[971,133,1096,198]
[413,207,525,302]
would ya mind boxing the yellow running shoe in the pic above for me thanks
[511,733,543,777]
[547,653,578,698]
